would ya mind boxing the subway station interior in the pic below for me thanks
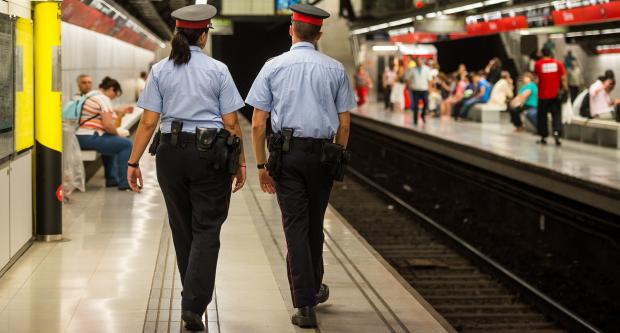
[0,0,619,332]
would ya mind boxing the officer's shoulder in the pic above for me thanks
[315,52,346,71]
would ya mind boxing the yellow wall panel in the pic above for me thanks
[15,17,33,152]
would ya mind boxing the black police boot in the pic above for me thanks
[316,284,329,304]
[291,306,317,328]
[182,310,205,331]
[553,132,562,146]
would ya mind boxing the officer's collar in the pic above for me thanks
[190,45,204,52]
[291,41,316,50]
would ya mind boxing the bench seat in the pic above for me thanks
[564,116,620,149]
[467,103,505,123]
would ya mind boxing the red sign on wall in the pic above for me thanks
[61,0,159,51]
[552,2,620,26]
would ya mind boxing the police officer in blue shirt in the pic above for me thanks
[126,4,246,331]
[247,4,357,328]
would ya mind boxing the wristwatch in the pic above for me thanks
[128,162,139,168]
[257,164,266,169]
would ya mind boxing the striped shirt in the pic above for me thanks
[79,93,116,134]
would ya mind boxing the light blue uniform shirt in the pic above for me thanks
[245,42,357,139]
[137,46,245,133]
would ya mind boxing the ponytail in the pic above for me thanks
[170,28,208,66]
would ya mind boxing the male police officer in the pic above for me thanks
[246,3,356,328]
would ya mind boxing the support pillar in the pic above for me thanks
[33,1,62,242]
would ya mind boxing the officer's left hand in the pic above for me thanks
[232,166,246,193]
[128,166,143,193]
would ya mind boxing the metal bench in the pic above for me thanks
[467,103,505,123]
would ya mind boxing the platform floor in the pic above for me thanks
[353,104,620,192]
[0,118,452,333]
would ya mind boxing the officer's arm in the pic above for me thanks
[222,111,245,166]
[335,112,350,149]
[251,109,269,165]
[128,110,160,165]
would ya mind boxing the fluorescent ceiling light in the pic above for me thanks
[372,45,399,52]
[566,31,584,37]
[550,33,565,38]
[443,2,484,15]
[583,30,600,36]
[195,0,207,3]
[601,28,620,34]
[483,0,510,5]
[368,23,389,31]
[416,15,424,20]
[388,18,414,27]
[426,12,438,18]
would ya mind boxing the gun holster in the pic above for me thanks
[196,127,241,175]
[266,128,293,180]
[149,130,161,156]
[321,142,350,182]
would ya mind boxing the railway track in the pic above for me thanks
[330,171,598,333]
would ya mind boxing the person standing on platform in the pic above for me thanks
[135,71,147,102]
[567,59,584,103]
[126,4,246,331]
[405,57,432,125]
[382,63,396,110]
[354,64,372,107]
[534,48,568,146]
[247,4,356,328]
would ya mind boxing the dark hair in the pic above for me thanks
[542,47,553,57]
[604,70,615,80]
[140,71,147,79]
[170,28,208,66]
[292,21,321,42]
[99,76,122,96]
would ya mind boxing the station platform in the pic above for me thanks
[0,119,453,333]
[352,105,620,216]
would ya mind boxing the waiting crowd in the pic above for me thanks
[355,48,620,146]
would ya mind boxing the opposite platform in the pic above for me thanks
[352,105,620,216]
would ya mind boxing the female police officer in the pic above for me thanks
[126,4,246,331]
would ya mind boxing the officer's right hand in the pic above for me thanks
[259,169,276,194]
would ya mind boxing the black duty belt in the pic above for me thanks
[161,132,196,144]
[289,137,331,154]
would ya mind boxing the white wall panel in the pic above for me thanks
[9,151,32,256]
[61,22,155,105]
[0,163,10,269]
[8,0,30,19]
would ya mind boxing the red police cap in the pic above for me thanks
[290,4,330,27]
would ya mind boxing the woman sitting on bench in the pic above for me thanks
[76,77,133,191]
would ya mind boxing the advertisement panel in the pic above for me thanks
[276,0,308,15]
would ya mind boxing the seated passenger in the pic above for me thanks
[454,71,491,120]
[440,72,468,117]
[509,72,538,132]
[76,77,133,191]
[589,77,620,119]
[486,71,514,108]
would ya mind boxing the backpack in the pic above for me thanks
[62,91,101,127]
[579,92,592,118]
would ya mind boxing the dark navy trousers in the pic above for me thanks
[275,149,333,308]
[156,142,232,315]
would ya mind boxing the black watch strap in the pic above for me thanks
[257,164,266,169]
[128,162,139,168]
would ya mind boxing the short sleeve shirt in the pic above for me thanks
[80,92,116,134]
[405,65,432,91]
[589,80,612,117]
[245,42,357,139]
[519,82,538,108]
[137,46,245,133]
[535,58,565,99]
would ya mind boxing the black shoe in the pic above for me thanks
[316,284,329,304]
[105,182,118,188]
[291,306,317,328]
[536,138,548,145]
[117,186,131,192]
[182,310,205,331]
[554,136,562,146]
